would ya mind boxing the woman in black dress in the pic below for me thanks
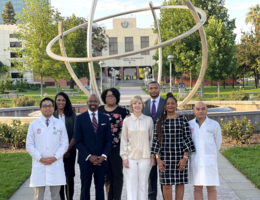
[98,88,130,200]
[151,93,195,200]
[53,92,77,200]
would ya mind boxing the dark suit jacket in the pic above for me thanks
[142,97,165,123]
[74,111,112,165]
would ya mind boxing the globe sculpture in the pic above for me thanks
[46,0,207,109]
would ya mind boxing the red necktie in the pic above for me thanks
[92,113,98,134]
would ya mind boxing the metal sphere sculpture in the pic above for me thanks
[46,0,207,109]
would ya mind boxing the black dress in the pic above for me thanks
[151,115,195,185]
[98,105,130,200]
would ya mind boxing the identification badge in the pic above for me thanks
[53,127,57,135]
[37,128,41,134]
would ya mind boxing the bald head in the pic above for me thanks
[87,93,100,112]
[193,101,207,120]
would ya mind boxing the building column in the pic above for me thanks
[120,67,124,80]
[105,68,108,76]
[136,66,140,80]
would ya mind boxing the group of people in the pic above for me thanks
[26,81,222,200]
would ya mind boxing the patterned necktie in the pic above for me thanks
[151,100,156,121]
[46,119,49,127]
[92,113,98,134]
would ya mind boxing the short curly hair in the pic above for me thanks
[101,88,120,104]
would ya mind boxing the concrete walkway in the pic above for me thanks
[9,152,260,200]
[119,87,149,105]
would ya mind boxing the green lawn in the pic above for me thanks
[142,85,260,100]
[222,145,260,189]
[0,153,32,200]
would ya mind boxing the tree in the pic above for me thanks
[0,61,9,80]
[203,17,237,97]
[236,30,260,89]
[11,0,64,98]
[154,0,236,96]
[1,0,16,24]
[245,4,260,35]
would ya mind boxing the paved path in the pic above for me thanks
[119,87,149,105]
[9,152,260,200]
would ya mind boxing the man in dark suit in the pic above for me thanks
[74,94,112,200]
[142,81,165,200]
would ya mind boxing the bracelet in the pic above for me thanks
[183,156,188,159]
[151,154,155,158]
[156,154,159,159]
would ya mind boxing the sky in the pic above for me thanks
[50,0,260,42]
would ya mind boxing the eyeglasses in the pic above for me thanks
[42,105,53,108]
[106,95,115,98]
[88,100,99,104]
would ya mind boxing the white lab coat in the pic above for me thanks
[188,117,222,186]
[26,115,69,187]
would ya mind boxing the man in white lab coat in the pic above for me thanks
[26,97,69,200]
[189,101,222,200]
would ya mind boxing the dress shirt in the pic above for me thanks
[86,109,106,161]
[58,113,65,124]
[120,114,154,160]
[150,96,160,114]
[88,109,98,123]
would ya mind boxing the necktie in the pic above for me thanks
[151,100,156,121]
[92,113,98,134]
[46,119,49,127]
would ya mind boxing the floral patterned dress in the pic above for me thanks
[98,105,130,147]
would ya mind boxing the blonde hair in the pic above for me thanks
[129,95,145,109]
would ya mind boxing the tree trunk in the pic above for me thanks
[190,71,192,88]
[40,74,43,99]
[217,80,220,97]
[55,80,59,94]
[201,80,204,97]
[70,78,75,89]
[180,73,183,83]
[232,75,235,89]
[254,70,257,89]
[243,74,244,88]
[211,80,213,88]
[223,80,225,89]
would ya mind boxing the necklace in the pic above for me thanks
[167,113,177,119]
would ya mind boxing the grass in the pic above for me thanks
[222,145,260,189]
[0,153,32,200]
[142,85,260,100]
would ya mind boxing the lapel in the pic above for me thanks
[96,111,102,136]
[85,112,95,135]
[155,97,164,119]
[146,99,151,115]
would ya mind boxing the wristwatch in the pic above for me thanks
[151,154,155,158]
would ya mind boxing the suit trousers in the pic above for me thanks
[148,159,164,200]
[79,160,108,200]
[194,186,217,200]
[34,186,61,200]
[124,158,151,200]
[60,148,76,200]
[105,146,123,200]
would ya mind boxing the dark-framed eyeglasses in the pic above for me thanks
[42,105,54,109]
[106,95,115,98]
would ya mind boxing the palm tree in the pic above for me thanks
[245,4,260,34]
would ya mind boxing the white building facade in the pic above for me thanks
[100,18,157,81]
[0,24,34,82]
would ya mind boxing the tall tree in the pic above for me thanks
[203,17,237,97]
[154,0,236,96]
[245,4,260,35]
[1,0,16,24]
[0,61,9,80]
[11,0,65,98]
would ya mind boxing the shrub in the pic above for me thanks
[15,79,28,92]
[11,96,35,107]
[0,102,11,108]
[221,116,257,144]
[0,120,29,149]
[227,88,249,100]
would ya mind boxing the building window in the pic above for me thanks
[10,52,22,58]
[9,34,16,38]
[11,73,23,78]
[11,63,15,67]
[45,82,55,86]
[125,37,133,52]
[10,42,22,48]
[141,36,149,55]
[109,37,118,55]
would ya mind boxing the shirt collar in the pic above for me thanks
[195,116,208,127]
[88,109,98,116]
[131,113,144,121]
[41,115,54,122]
[151,96,160,103]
